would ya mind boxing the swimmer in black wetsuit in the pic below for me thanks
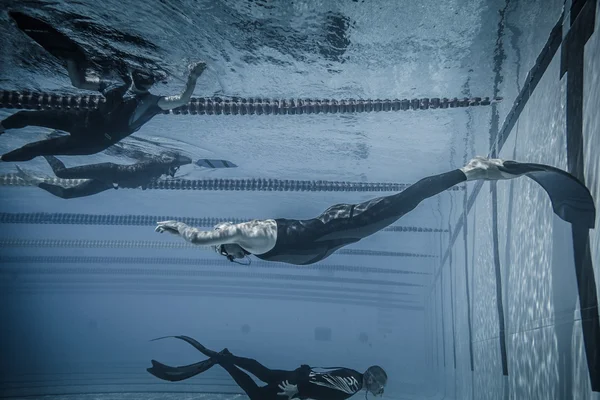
[15,152,191,199]
[0,54,207,162]
[154,157,596,265]
[147,335,387,400]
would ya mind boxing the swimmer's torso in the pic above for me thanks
[103,92,162,135]
[299,368,364,400]
[253,218,360,265]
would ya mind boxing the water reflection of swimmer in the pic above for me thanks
[1,11,206,162]
[155,157,596,265]
[16,152,191,199]
[147,335,387,400]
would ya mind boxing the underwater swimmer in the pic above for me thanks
[0,12,207,161]
[15,152,191,199]
[0,63,206,162]
[147,335,387,400]
[155,157,595,265]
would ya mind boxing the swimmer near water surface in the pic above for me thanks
[0,11,207,162]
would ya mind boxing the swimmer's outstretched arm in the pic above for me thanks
[157,62,207,111]
[156,220,236,245]
[155,219,277,254]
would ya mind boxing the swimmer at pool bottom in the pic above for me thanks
[155,156,596,265]
[147,335,387,400]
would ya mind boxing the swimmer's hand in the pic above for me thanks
[155,220,187,235]
[189,61,207,79]
[277,380,299,398]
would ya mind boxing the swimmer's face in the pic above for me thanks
[161,153,192,177]
[219,243,246,259]
[365,367,387,397]
[131,70,155,94]
[131,85,150,95]
[213,223,246,261]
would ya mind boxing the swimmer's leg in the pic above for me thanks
[216,360,264,400]
[1,110,76,133]
[2,136,102,162]
[37,180,114,199]
[14,165,113,199]
[359,157,534,228]
[316,169,469,241]
[44,155,119,182]
[334,157,595,239]
[147,349,265,400]
[2,137,73,162]
[210,350,292,384]
[44,155,68,174]
[151,335,291,384]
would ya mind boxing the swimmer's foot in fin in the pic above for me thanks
[461,157,596,228]
[147,358,216,382]
[502,161,596,228]
[147,347,230,382]
[461,156,529,181]
[150,335,220,358]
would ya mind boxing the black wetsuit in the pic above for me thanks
[147,336,365,400]
[216,360,364,400]
[255,169,467,265]
[252,160,598,265]
[35,155,179,199]
[1,81,162,162]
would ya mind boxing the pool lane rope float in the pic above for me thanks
[0,91,502,114]
[1,263,424,288]
[0,255,433,274]
[0,238,437,259]
[0,212,448,233]
[0,172,464,192]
